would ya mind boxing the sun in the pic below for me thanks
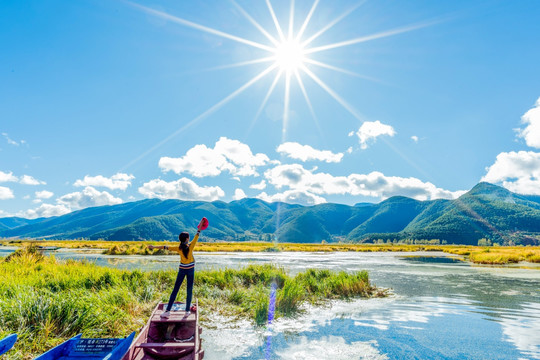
[127,0,435,155]
[274,39,306,72]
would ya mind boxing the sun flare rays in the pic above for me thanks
[125,0,438,163]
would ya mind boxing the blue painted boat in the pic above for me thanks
[0,334,17,355]
[34,332,135,360]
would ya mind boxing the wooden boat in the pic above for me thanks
[38,246,61,251]
[34,332,135,360]
[122,301,204,360]
[0,334,17,356]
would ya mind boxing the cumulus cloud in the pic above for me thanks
[233,188,247,200]
[250,180,267,190]
[74,173,135,191]
[0,171,18,183]
[14,186,123,219]
[348,172,466,200]
[276,142,344,163]
[0,186,14,200]
[256,190,326,206]
[411,135,419,143]
[57,186,123,209]
[516,97,540,148]
[35,190,54,199]
[482,151,540,195]
[352,120,396,149]
[1,172,45,185]
[138,178,225,201]
[264,163,464,201]
[20,175,46,185]
[159,137,269,178]
[22,204,71,219]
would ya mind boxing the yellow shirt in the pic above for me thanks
[171,231,199,269]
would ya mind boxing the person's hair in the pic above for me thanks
[179,232,190,257]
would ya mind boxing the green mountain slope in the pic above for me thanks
[1,183,539,245]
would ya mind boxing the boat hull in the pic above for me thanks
[34,332,135,360]
[0,334,17,356]
[123,301,204,360]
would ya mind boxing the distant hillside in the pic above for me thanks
[0,217,43,231]
[1,182,539,245]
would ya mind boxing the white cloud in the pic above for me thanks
[57,186,123,209]
[0,186,14,200]
[20,175,46,185]
[159,144,233,177]
[74,173,135,191]
[517,97,540,148]
[214,137,270,175]
[0,171,18,183]
[411,135,419,143]
[348,172,466,200]
[482,151,540,194]
[256,190,326,206]
[138,178,225,201]
[0,172,45,185]
[250,180,267,190]
[277,142,344,163]
[232,188,247,200]
[353,120,396,149]
[2,132,19,146]
[21,203,71,219]
[264,163,464,201]
[35,190,54,199]
[159,137,269,178]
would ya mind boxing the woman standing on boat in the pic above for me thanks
[148,217,209,318]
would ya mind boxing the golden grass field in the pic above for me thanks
[2,240,540,265]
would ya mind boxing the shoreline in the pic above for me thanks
[2,240,540,265]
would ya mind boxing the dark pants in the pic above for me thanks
[166,267,194,312]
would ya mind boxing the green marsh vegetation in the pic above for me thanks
[0,246,384,359]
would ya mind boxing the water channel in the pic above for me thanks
[1,247,539,359]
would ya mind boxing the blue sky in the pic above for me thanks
[1,0,540,218]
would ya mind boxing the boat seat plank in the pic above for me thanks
[150,314,196,323]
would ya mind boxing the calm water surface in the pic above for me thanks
[1,247,539,359]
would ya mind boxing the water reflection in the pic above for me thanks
[1,248,539,359]
[499,302,540,359]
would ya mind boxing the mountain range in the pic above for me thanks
[1,182,540,245]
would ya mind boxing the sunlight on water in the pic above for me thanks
[1,248,539,359]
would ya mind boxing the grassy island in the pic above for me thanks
[0,246,385,359]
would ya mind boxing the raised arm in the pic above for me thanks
[189,230,200,251]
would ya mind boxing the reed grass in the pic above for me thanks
[0,246,382,358]
[466,247,540,264]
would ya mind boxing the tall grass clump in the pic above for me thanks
[0,247,166,359]
[469,252,521,264]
